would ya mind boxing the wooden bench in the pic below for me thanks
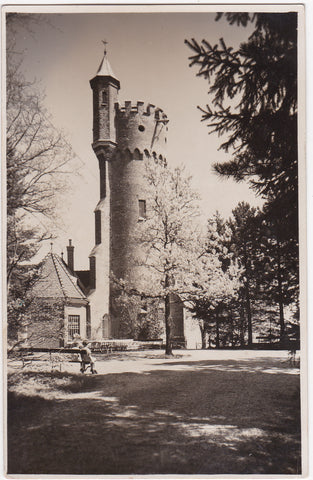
[16,347,88,371]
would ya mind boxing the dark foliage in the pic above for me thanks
[185,13,298,246]
[185,13,299,347]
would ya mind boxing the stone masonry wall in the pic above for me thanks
[109,103,168,336]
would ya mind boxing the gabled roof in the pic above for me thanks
[32,252,87,301]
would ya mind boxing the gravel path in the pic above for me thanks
[7,349,301,475]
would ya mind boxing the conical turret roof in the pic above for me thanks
[95,50,118,80]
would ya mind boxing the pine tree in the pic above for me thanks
[258,216,299,341]
[227,202,263,345]
[185,12,298,255]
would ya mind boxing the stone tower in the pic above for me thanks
[88,47,169,338]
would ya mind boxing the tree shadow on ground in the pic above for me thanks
[7,357,301,475]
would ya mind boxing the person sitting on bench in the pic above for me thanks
[79,341,97,374]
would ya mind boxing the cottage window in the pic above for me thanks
[68,315,80,340]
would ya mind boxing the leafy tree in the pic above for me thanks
[7,263,40,345]
[6,15,77,341]
[8,296,65,350]
[121,159,202,355]
[114,292,164,340]
[114,160,240,354]
[189,212,241,348]
[185,12,298,260]
[6,69,74,219]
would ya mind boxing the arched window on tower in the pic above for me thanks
[138,200,146,220]
[89,256,96,290]
[95,210,101,245]
[101,90,107,105]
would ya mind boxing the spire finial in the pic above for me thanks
[50,242,53,252]
[102,39,108,56]
[93,40,118,81]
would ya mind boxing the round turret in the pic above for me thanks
[115,101,168,159]
[89,49,184,343]
[109,101,168,301]
[89,49,169,338]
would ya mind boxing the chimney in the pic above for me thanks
[67,239,74,272]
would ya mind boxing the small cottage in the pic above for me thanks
[22,249,90,347]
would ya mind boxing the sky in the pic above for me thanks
[9,8,264,269]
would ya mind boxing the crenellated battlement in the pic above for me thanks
[114,100,168,155]
[115,101,168,121]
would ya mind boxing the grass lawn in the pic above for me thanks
[7,350,301,475]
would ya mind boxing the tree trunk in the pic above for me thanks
[245,281,253,346]
[240,302,245,347]
[243,242,253,346]
[277,253,286,342]
[229,314,234,347]
[165,292,172,355]
[216,315,220,349]
[200,322,207,349]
